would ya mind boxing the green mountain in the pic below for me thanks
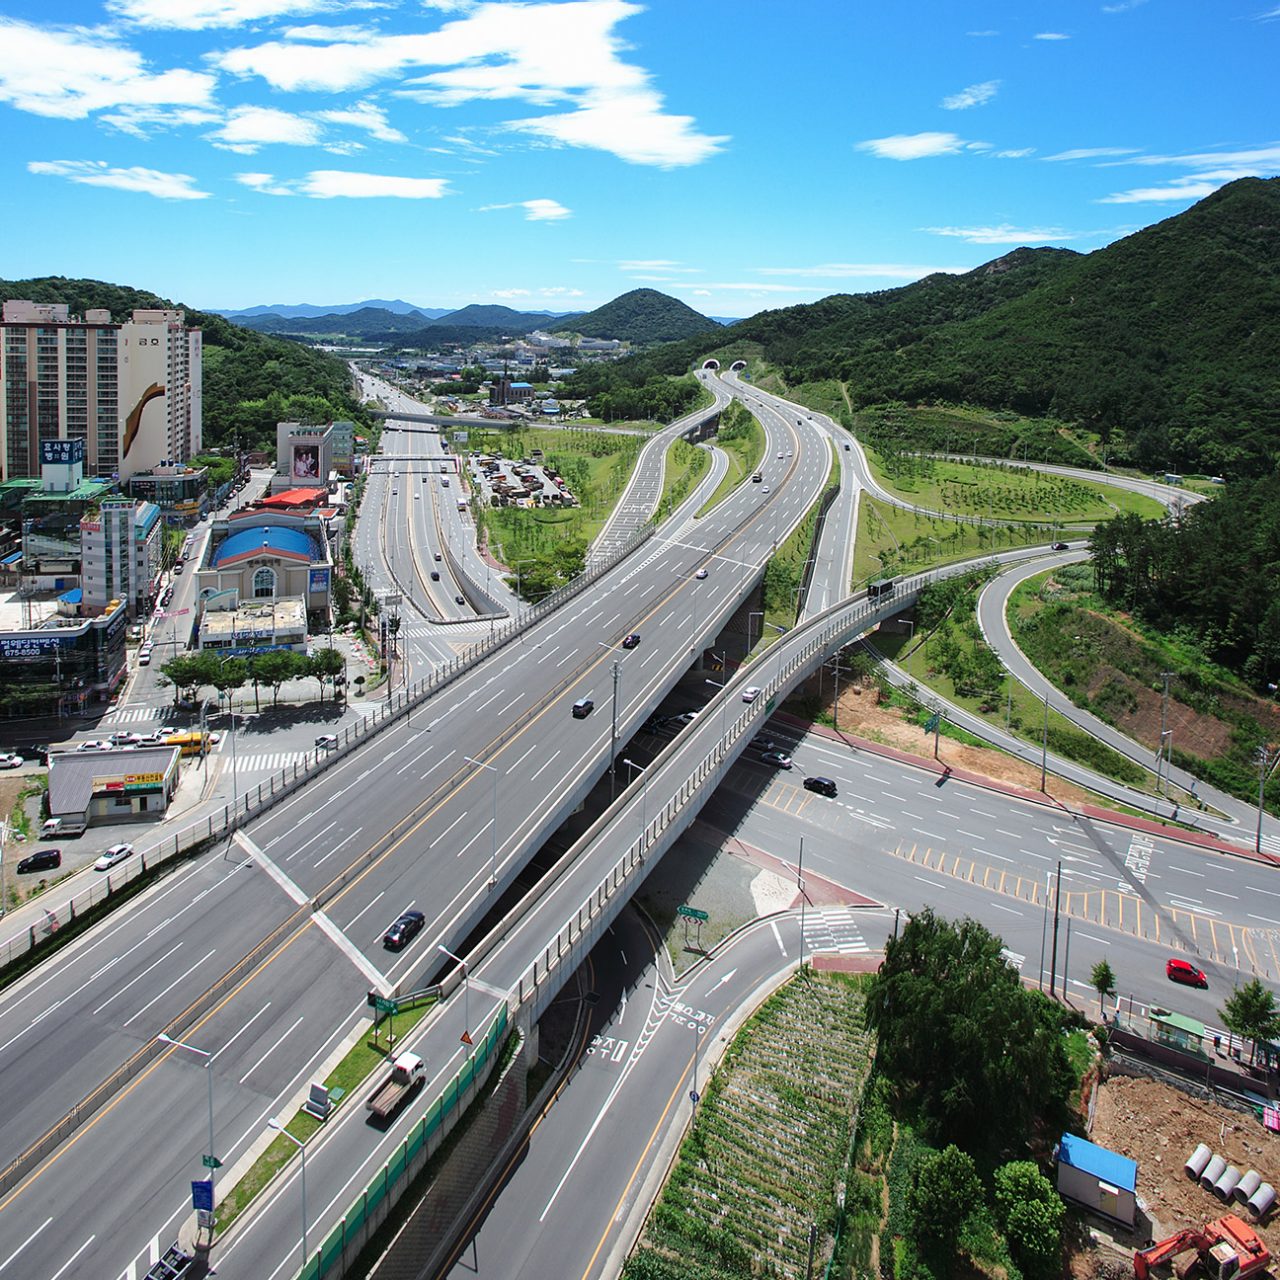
[556,288,720,344]
[432,303,561,331]
[238,306,433,337]
[0,275,368,453]
[569,178,1280,476]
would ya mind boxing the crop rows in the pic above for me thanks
[625,973,875,1280]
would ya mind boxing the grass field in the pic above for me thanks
[863,452,1166,523]
[762,440,837,630]
[624,972,875,1280]
[852,498,1059,588]
[657,437,711,523]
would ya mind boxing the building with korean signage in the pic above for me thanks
[0,597,127,720]
[1,300,201,484]
[273,422,332,494]
[47,745,181,825]
[80,498,163,618]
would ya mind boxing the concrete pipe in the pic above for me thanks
[1200,1154,1227,1191]
[1233,1170,1263,1205]
[1185,1143,1213,1180]
[1214,1166,1242,1201]
[1248,1182,1276,1220]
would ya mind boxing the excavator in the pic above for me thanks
[1134,1215,1270,1280]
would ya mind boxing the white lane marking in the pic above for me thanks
[912,829,947,842]
[89,943,185,1018]
[313,912,390,993]
[0,1215,51,1272]
[1249,885,1280,898]
[1248,913,1280,926]
[530,750,562,781]
[235,831,308,907]
[1073,931,1111,945]
[210,1001,273,1063]
[1205,888,1239,899]
[914,875,946,889]
[989,902,1024,916]
[49,1235,96,1280]
[510,740,539,771]
[238,1014,306,1085]
[456,821,491,859]
[285,819,338,862]
[1168,866,1205,877]
[429,811,466,849]
[123,949,217,1028]
[771,920,787,956]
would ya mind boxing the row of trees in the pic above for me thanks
[159,647,347,711]
[1090,476,1280,689]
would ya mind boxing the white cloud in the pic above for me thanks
[857,131,967,160]
[101,104,221,138]
[1098,178,1235,204]
[0,19,216,119]
[923,224,1078,244]
[1116,143,1280,170]
[29,159,209,199]
[1043,146,1140,161]
[208,105,325,153]
[308,170,450,197]
[215,1,727,167]
[491,288,532,298]
[941,80,1000,110]
[235,171,295,196]
[996,147,1035,158]
[1034,31,1070,40]
[283,24,379,41]
[756,263,964,280]
[480,198,571,220]
[618,260,700,274]
[967,29,999,36]
[1102,0,1149,11]
[490,286,584,300]
[110,0,332,30]
[315,102,407,143]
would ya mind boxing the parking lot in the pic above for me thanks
[466,453,579,509]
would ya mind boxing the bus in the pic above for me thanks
[164,732,211,757]
[867,577,896,602]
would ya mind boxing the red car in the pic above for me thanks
[1166,957,1208,989]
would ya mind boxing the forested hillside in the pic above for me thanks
[557,288,720,344]
[0,275,369,452]
[568,178,1280,476]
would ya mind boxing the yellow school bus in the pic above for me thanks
[164,732,211,757]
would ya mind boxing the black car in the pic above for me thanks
[430,571,441,581]
[454,595,466,606]
[803,776,838,798]
[383,909,425,951]
[621,633,641,649]
[1051,541,1070,551]
[572,697,595,719]
[17,849,61,874]
[15,744,49,763]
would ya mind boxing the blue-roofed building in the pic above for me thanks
[196,511,331,633]
[1055,1132,1137,1226]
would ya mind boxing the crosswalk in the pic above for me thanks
[100,706,164,725]
[803,907,869,956]
[227,751,307,774]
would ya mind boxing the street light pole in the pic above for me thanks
[438,944,471,1046]
[622,758,648,850]
[464,755,499,886]
[1040,693,1049,792]
[157,1033,216,1203]
[267,1120,307,1267]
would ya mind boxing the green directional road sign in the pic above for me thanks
[374,997,400,1016]
[677,905,709,922]
[924,713,941,734]
[202,1154,222,1170]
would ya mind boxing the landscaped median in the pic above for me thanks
[213,994,438,1237]
[696,402,765,516]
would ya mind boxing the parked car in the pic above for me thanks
[572,697,595,719]
[315,734,339,750]
[138,651,152,666]
[1166,957,1208,988]
[94,843,134,871]
[621,633,641,649]
[0,753,22,769]
[760,750,793,769]
[672,710,700,725]
[17,849,61,874]
[742,686,762,703]
[383,909,425,951]
[803,776,838,798]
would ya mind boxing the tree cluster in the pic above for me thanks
[503,537,587,602]
[159,647,346,711]
[1090,474,1280,689]
[865,910,1074,1158]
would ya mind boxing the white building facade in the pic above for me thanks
[0,301,202,484]
[80,497,163,618]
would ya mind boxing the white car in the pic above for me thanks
[315,733,339,750]
[777,452,784,459]
[94,843,134,871]
[76,740,110,752]
[742,686,762,704]
[0,753,23,769]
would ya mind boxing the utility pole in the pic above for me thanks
[1049,860,1063,998]
[1257,744,1275,855]
[1040,693,1050,792]
[1157,671,1173,794]
[797,835,807,977]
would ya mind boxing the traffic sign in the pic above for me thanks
[690,1090,700,1105]
[367,991,399,1016]
[924,713,941,734]
[202,1154,222,1170]
[191,1179,214,1212]
[677,905,709,922]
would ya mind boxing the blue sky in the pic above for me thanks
[0,0,1275,318]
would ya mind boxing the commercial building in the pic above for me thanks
[126,461,210,526]
[329,420,355,477]
[47,745,181,826]
[1,300,202,484]
[0,595,128,719]
[273,422,332,494]
[198,598,307,655]
[79,497,163,617]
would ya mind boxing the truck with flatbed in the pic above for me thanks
[366,1051,426,1122]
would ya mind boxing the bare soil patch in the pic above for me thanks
[1089,1073,1280,1248]
[814,677,1098,808]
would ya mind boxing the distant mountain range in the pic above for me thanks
[224,287,729,346]
[215,299,448,319]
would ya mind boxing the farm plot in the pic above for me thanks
[625,972,874,1280]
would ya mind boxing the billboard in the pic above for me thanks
[40,439,84,466]
[308,567,330,594]
[291,444,321,480]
